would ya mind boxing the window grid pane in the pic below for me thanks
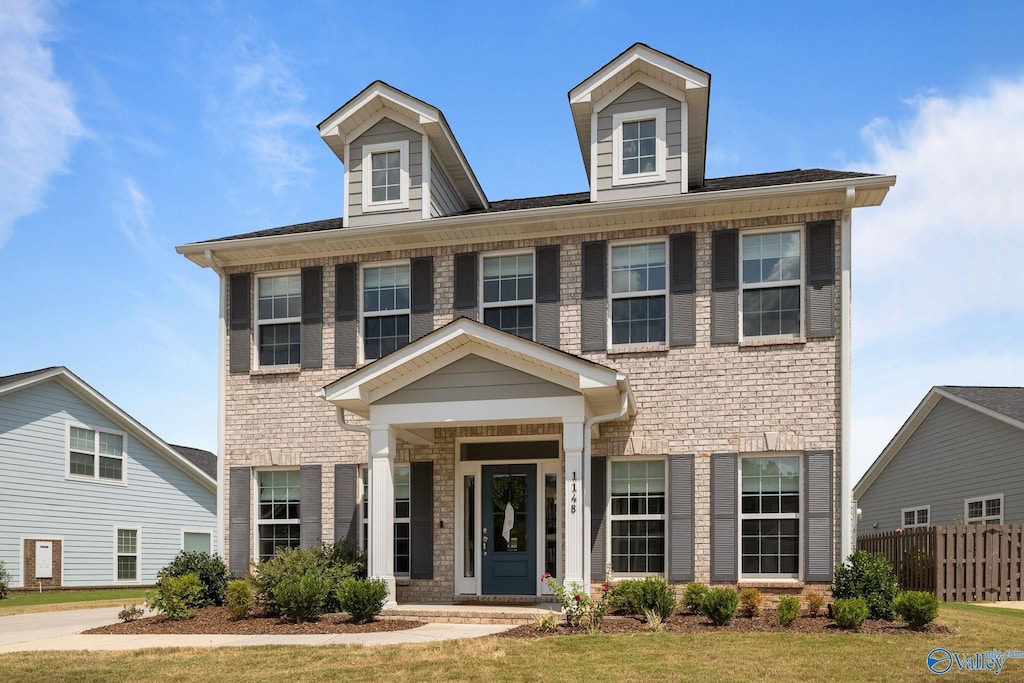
[258,471,300,521]
[741,519,799,575]
[259,322,301,366]
[371,151,401,202]
[117,556,137,581]
[609,460,665,574]
[70,427,95,452]
[258,275,301,321]
[99,456,123,481]
[611,520,665,573]
[611,296,666,345]
[482,254,533,303]
[118,529,137,554]
[621,119,657,176]
[70,451,95,477]
[483,305,533,340]
[740,457,800,576]
[742,287,800,338]
[258,524,301,562]
[364,314,410,361]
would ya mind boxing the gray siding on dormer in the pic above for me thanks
[348,117,422,226]
[429,151,467,217]
[0,381,216,587]
[857,397,1024,534]
[595,82,683,201]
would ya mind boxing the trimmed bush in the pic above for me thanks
[159,551,230,607]
[272,565,333,624]
[832,597,868,630]
[804,589,825,617]
[151,573,204,620]
[0,561,10,600]
[118,604,145,622]
[777,596,801,627]
[609,577,676,621]
[337,578,389,624]
[830,550,900,620]
[893,591,939,630]
[737,587,763,618]
[700,588,739,626]
[252,543,363,617]
[226,579,254,620]
[682,582,710,615]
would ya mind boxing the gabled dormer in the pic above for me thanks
[318,81,488,228]
[569,43,710,202]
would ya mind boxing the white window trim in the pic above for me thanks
[255,271,302,370]
[66,421,128,485]
[479,249,535,339]
[360,260,412,364]
[359,464,413,578]
[361,140,410,213]
[964,494,1003,525]
[181,528,214,554]
[254,468,301,563]
[611,108,667,187]
[606,456,668,578]
[738,453,803,581]
[113,525,141,584]
[738,225,806,343]
[607,237,669,351]
[900,505,930,529]
[393,465,411,578]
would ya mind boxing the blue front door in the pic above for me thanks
[481,464,537,595]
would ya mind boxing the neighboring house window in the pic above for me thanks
[610,241,667,346]
[183,531,212,554]
[612,109,667,186]
[257,273,301,366]
[363,263,410,361]
[609,459,665,574]
[116,527,139,582]
[482,253,534,339]
[901,507,930,529]
[257,470,300,562]
[740,455,800,577]
[740,229,802,339]
[68,425,125,483]
[360,465,412,575]
[361,140,410,212]
[965,495,1003,525]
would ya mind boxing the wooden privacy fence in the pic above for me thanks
[857,525,1023,602]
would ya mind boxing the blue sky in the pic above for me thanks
[2,0,1023,481]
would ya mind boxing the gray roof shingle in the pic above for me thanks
[940,386,1024,425]
[170,444,218,479]
[0,367,61,387]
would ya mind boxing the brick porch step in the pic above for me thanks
[383,602,561,625]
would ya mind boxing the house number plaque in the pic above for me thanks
[571,471,577,514]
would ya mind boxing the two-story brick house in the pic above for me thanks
[177,44,894,604]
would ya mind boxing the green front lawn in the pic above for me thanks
[0,604,1021,681]
[0,589,148,616]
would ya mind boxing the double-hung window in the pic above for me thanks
[257,274,301,366]
[115,527,139,582]
[611,109,666,186]
[362,140,409,212]
[360,465,412,575]
[740,456,800,577]
[609,460,665,574]
[901,506,929,529]
[610,242,667,346]
[965,495,1002,525]
[69,425,125,483]
[482,253,534,339]
[257,470,300,562]
[363,263,410,361]
[740,229,802,339]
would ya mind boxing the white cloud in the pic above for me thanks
[115,177,161,256]
[0,0,85,246]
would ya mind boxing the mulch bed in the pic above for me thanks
[85,607,424,635]
[498,612,956,638]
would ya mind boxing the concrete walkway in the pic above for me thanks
[0,606,514,653]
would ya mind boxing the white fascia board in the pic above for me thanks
[427,117,489,209]
[592,73,687,113]
[370,395,586,428]
[319,82,439,139]
[570,45,709,105]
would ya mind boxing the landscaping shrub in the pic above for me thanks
[226,579,254,620]
[682,581,710,615]
[535,613,558,633]
[543,574,610,631]
[0,561,10,600]
[804,589,825,617]
[830,550,900,620]
[151,573,204,620]
[118,604,145,622]
[609,577,676,621]
[642,608,666,632]
[320,539,368,579]
[737,587,763,618]
[337,577,389,624]
[159,551,230,607]
[272,564,333,624]
[776,596,801,627]
[892,591,939,630]
[832,597,868,630]
[699,588,739,626]
[252,545,360,619]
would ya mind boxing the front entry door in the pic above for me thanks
[481,464,537,595]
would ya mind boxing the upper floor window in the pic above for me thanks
[362,140,410,212]
[482,253,534,340]
[610,241,666,346]
[257,274,301,366]
[965,495,1002,525]
[69,425,125,483]
[902,506,930,529]
[741,455,801,578]
[257,469,300,563]
[363,263,410,361]
[740,229,802,339]
[609,459,665,574]
[612,108,666,186]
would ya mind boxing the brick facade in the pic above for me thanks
[22,538,62,589]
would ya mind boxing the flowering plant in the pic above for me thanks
[542,572,611,631]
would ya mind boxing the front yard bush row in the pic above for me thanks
[608,577,677,622]
[832,597,869,630]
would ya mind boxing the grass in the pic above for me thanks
[0,589,147,616]
[0,604,1022,681]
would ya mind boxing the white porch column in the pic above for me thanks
[369,425,397,606]
[562,417,585,588]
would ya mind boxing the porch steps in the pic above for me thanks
[383,601,561,625]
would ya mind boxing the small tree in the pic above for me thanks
[830,550,900,620]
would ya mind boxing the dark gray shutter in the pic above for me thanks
[806,220,836,338]
[581,240,607,353]
[334,464,358,545]
[229,273,251,373]
[535,245,560,348]
[711,230,738,344]
[454,252,478,320]
[300,266,323,369]
[410,256,434,341]
[804,450,835,582]
[410,461,434,579]
[299,465,322,549]
[669,232,696,347]
[710,452,738,582]
[590,456,607,578]
[335,263,357,367]
[668,454,695,581]
[228,466,251,575]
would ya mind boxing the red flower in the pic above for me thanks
[541,572,551,580]
[602,582,611,592]
[573,594,581,602]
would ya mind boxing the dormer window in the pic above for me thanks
[612,109,666,186]
[361,140,409,212]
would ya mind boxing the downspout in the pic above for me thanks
[333,406,369,434]
[840,188,855,562]
[205,250,227,558]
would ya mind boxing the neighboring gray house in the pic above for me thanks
[854,386,1024,535]
[0,367,217,588]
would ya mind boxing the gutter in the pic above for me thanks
[840,189,854,562]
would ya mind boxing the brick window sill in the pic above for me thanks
[607,343,669,356]
[739,336,806,349]
[250,366,302,377]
